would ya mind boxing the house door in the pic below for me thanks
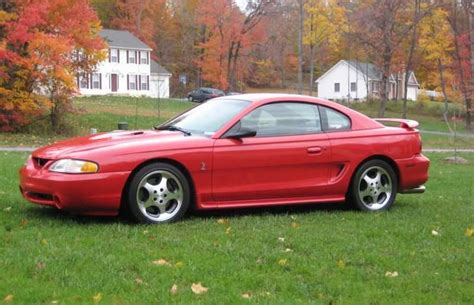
[111,74,118,92]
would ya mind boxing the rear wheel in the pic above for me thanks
[127,163,190,223]
[349,159,397,211]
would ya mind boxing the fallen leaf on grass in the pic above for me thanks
[465,227,473,237]
[92,293,102,303]
[51,300,59,304]
[36,261,46,270]
[191,282,208,295]
[431,230,440,236]
[152,259,171,266]
[385,271,399,278]
[291,222,300,228]
[135,277,144,285]
[284,248,293,253]
[3,294,13,302]
[278,259,288,266]
[336,260,346,269]
[3,207,11,212]
[40,239,48,245]
[217,218,229,225]
[170,284,178,295]
[225,227,231,234]
[175,261,184,268]
[142,230,149,235]
[241,292,252,299]
[278,237,285,242]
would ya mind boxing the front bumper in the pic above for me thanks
[19,164,130,216]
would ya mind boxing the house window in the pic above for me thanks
[92,73,100,89]
[110,49,118,63]
[334,83,340,92]
[140,52,148,64]
[140,75,148,90]
[128,51,136,64]
[129,74,137,90]
[371,82,378,92]
[351,82,356,92]
[80,74,88,89]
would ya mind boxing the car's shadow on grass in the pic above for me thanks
[188,202,351,221]
[25,201,353,225]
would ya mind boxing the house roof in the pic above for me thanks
[100,29,152,50]
[151,60,171,75]
[346,60,382,80]
[316,59,419,87]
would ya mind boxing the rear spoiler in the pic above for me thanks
[374,118,419,129]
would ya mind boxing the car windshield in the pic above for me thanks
[160,99,250,136]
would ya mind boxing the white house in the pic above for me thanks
[316,60,420,101]
[77,29,171,98]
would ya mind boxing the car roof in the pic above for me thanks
[213,93,383,130]
[214,93,340,107]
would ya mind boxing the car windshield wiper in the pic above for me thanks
[156,125,192,136]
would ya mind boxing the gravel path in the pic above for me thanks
[419,130,474,139]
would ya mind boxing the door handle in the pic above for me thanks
[307,147,323,154]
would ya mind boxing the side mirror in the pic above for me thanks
[224,127,257,139]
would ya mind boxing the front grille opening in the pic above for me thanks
[28,192,54,202]
[33,157,50,167]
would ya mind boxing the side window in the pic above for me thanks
[239,102,322,137]
[319,106,351,131]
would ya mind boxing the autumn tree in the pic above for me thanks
[304,0,345,95]
[351,0,411,117]
[446,0,473,130]
[0,0,105,131]
[254,1,298,88]
[419,6,455,116]
[196,0,272,91]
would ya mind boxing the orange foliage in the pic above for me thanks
[0,0,105,131]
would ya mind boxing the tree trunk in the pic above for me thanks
[437,59,449,114]
[403,1,420,119]
[229,41,241,92]
[379,48,391,117]
[468,0,474,130]
[309,43,315,96]
[297,0,304,94]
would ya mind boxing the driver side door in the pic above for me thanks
[212,102,332,203]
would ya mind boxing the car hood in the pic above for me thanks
[32,130,195,159]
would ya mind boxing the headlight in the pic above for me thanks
[49,159,99,173]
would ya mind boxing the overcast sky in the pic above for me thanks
[235,0,248,10]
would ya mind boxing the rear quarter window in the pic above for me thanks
[319,106,351,131]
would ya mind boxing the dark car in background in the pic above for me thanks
[187,87,225,103]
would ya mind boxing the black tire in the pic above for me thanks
[187,95,193,102]
[348,159,398,211]
[127,162,191,224]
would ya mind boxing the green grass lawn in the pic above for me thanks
[0,152,472,304]
[0,96,473,148]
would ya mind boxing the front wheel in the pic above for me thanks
[349,159,398,211]
[127,163,191,223]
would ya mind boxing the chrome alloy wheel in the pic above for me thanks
[136,170,184,222]
[357,166,393,210]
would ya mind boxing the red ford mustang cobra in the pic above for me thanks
[19,94,429,223]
